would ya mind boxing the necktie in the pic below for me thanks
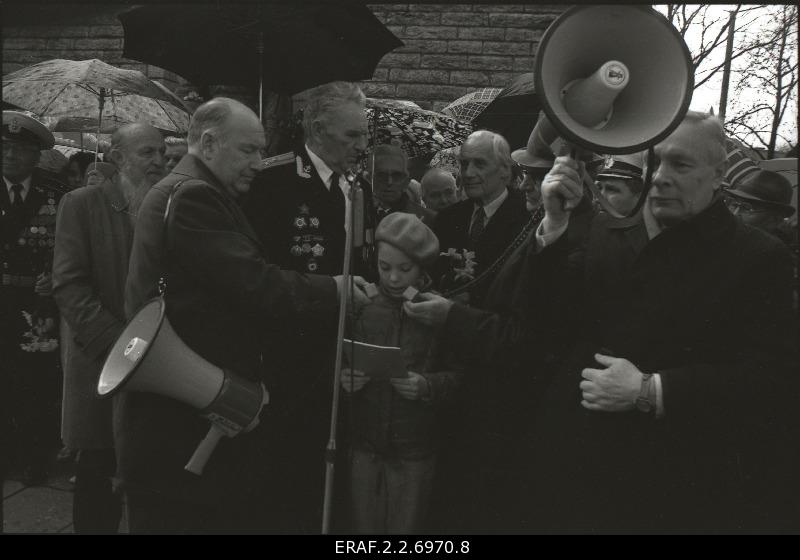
[469,205,486,244]
[330,173,345,225]
[11,184,25,207]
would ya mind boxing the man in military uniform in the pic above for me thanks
[246,81,376,279]
[2,110,66,486]
[244,82,377,532]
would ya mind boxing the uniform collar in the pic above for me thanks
[305,144,340,191]
[4,175,32,200]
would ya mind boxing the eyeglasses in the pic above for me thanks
[725,196,769,215]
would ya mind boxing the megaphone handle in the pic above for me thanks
[185,424,226,475]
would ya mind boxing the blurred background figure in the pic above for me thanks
[163,135,188,174]
[593,152,645,216]
[370,143,434,226]
[35,148,69,188]
[725,169,795,241]
[420,167,458,213]
[65,152,96,190]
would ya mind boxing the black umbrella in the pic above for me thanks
[118,3,403,112]
[472,72,543,151]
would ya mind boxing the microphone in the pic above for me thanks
[345,171,364,247]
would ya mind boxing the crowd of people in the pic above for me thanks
[1,75,798,534]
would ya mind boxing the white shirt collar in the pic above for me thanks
[305,144,343,192]
[4,176,33,201]
[475,188,509,221]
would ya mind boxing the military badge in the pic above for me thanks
[296,156,312,179]
[290,245,303,257]
[299,204,310,215]
[294,217,307,229]
[307,259,318,272]
[309,217,320,228]
[311,243,325,257]
[301,243,312,253]
[604,155,615,169]
[9,117,21,133]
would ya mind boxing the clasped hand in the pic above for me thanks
[579,353,644,412]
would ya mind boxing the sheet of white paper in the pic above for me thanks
[342,338,408,379]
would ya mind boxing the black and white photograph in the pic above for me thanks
[1,1,797,537]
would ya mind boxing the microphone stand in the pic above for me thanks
[321,171,362,534]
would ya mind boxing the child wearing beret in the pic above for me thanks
[340,212,463,534]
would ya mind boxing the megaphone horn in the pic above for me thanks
[534,5,693,155]
[98,297,269,475]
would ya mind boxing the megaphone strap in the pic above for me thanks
[442,211,541,298]
[158,180,188,296]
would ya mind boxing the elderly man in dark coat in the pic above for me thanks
[406,111,798,532]
[53,123,166,533]
[119,97,367,533]
[432,130,530,307]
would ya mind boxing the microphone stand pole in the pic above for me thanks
[321,173,360,534]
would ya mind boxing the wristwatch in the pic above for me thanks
[635,373,654,413]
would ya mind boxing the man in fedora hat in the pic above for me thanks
[511,137,554,221]
[2,110,65,488]
[725,169,795,236]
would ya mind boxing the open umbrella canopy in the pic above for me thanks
[366,98,472,159]
[441,88,501,122]
[472,73,542,151]
[291,99,472,160]
[2,58,190,134]
[118,3,403,95]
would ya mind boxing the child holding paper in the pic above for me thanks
[341,212,462,534]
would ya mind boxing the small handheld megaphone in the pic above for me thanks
[97,298,269,475]
[518,5,694,217]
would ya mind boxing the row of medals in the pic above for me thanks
[17,195,58,248]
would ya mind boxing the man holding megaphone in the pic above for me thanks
[406,111,797,532]
[114,97,370,534]
[530,111,797,532]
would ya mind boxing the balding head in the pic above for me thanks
[421,167,458,211]
[108,122,166,188]
[188,97,265,197]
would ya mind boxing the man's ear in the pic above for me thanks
[310,119,325,143]
[107,148,124,169]
[199,130,217,159]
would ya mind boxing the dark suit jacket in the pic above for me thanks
[527,197,798,532]
[118,154,338,509]
[432,188,529,306]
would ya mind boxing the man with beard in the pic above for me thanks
[52,122,166,533]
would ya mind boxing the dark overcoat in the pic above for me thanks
[117,155,337,514]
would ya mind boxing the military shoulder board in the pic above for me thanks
[261,151,295,170]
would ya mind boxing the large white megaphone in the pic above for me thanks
[97,298,269,475]
[518,5,694,216]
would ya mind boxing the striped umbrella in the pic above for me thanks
[724,136,760,187]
